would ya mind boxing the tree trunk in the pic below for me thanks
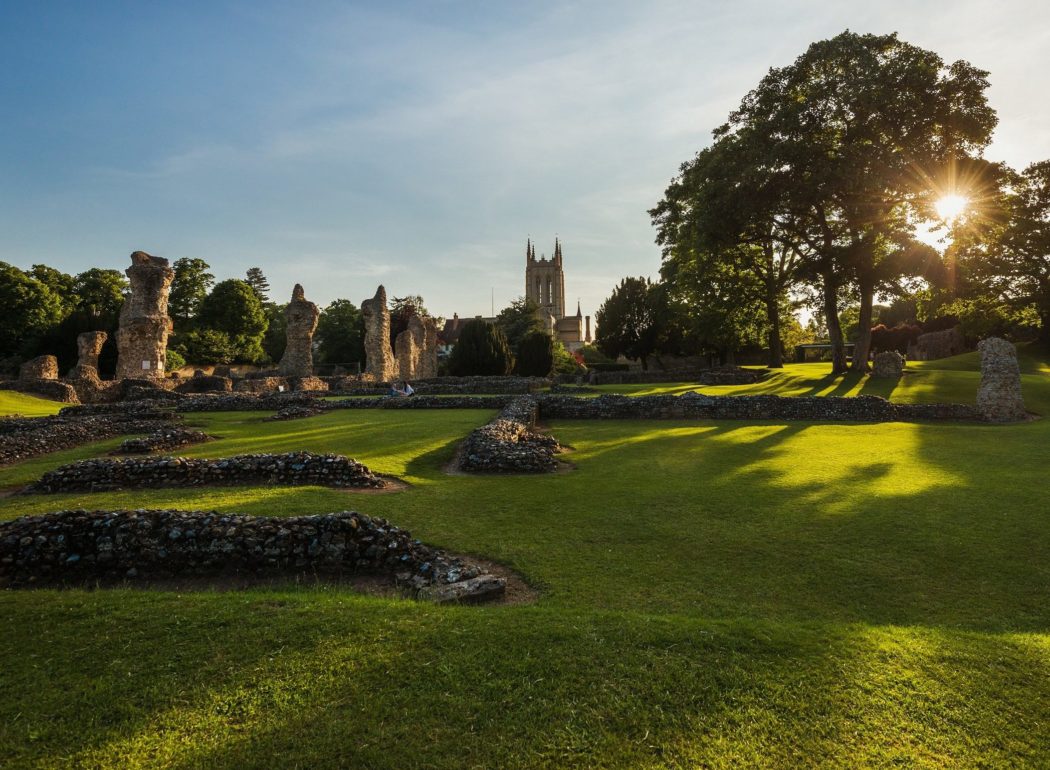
[822,270,848,375]
[766,288,783,368]
[850,276,876,373]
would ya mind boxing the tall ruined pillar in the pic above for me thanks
[394,327,417,381]
[417,317,438,379]
[70,331,108,379]
[115,252,174,380]
[278,284,320,378]
[361,285,397,382]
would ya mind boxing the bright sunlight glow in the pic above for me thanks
[935,194,969,222]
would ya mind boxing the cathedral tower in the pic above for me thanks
[525,237,566,319]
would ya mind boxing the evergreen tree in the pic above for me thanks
[495,297,545,353]
[515,330,554,376]
[447,319,513,376]
[245,267,271,302]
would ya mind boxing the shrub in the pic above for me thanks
[447,320,513,376]
[165,349,187,373]
[515,331,554,377]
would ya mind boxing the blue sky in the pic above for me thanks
[2,0,1048,319]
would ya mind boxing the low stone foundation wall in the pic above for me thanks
[176,393,318,412]
[537,393,979,422]
[460,396,561,473]
[698,367,766,385]
[268,406,324,421]
[175,375,233,394]
[0,509,504,601]
[24,451,385,493]
[115,427,211,454]
[1,380,80,403]
[0,413,179,466]
[411,376,549,394]
[327,395,515,410]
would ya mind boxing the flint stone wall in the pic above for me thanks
[0,412,178,466]
[327,395,514,410]
[24,451,385,494]
[537,393,979,422]
[0,509,502,599]
[460,396,561,473]
[1,380,80,404]
[588,368,707,385]
[909,327,966,361]
[175,375,233,394]
[976,337,1026,422]
[115,428,211,454]
[176,393,318,412]
[19,355,58,381]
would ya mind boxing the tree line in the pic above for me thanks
[595,31,1048,371]
[0,259,367,376]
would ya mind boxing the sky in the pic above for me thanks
[2,0,1049,320]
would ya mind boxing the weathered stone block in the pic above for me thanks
[361,285,396,382]
[976,337,1026,422]
[19,355,58,380]
[871,351,905,379]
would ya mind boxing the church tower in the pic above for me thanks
[525,237,566,319]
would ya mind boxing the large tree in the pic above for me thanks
[315,299,366,367]
[953,160,1050,344]
[0,263,65,360]
[595,277,680,369]
[72,268,127,319]
[169,258,214,328]
[694,31,996,372]
[495,297,546,354]
[197,279,268,363]
[447,319,513,376]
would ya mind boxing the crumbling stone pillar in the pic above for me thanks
[70,331,108,379]
[871,351,904,379]
[418,317,439,379]
[278,284,320,378]
[115,252,174,380]
[976,337,1026,422]
[394,318,422,381]
[19,355,58,381]
[361,285,396,382]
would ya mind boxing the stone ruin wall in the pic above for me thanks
[277,284,320,378]
[361,285,397,382]
[908,326,966,361]
[115,251,174,380]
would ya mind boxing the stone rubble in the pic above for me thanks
[24,451,386,494]
[70,331,107,378]
[0,508,505,602]
[19,355,58,381]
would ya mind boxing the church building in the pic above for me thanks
[526,238,592,351]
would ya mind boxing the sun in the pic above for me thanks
[935,194,969,223]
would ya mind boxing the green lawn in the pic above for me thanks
[2,353,1049,767]
[0,390,66,417]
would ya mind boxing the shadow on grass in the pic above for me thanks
[4,600,1047,768]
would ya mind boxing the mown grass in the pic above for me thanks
[0,390,66,417]
[1,350,1049,767]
